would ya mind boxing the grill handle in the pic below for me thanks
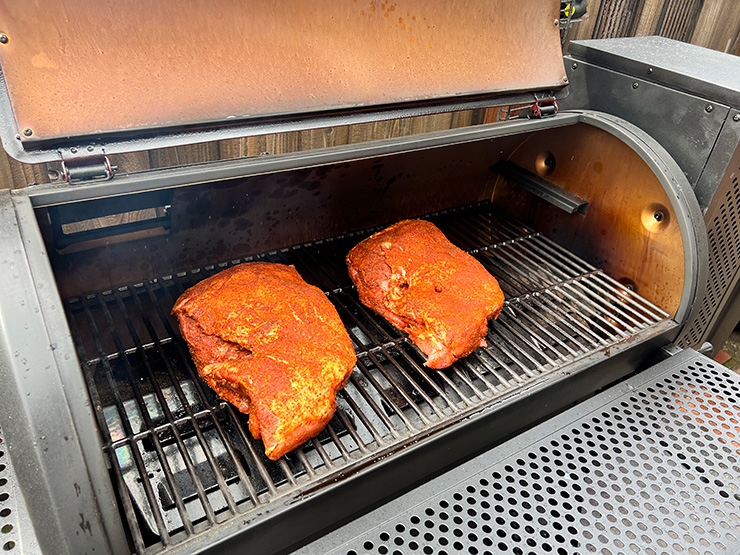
[492,160,589,215]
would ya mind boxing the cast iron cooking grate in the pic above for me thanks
[63,202,673,553]
[308,351,740,555]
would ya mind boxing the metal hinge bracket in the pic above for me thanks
[61,154,117,183]
[520,97,559,119]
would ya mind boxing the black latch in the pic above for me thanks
[62,155,116,183]
[519,98,559,119]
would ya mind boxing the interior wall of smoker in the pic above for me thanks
[36,122,685,322]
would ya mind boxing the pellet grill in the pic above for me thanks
[0,2,739,554]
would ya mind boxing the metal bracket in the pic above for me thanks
[520,97,558,119]
[61,155,116,183]
[492,160,589,215]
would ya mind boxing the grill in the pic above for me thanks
[1,5,739,554]
[65,202,670,551]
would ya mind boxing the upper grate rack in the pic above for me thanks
[63,202,673,553]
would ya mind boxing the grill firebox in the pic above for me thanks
[64,202,673,552]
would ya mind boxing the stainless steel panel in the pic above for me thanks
[0,0,565,144]
[561,59,728,189]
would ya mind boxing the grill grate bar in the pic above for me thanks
[65,303,149,554]
[347,371,404,440]
[355,356,420,431]
[112,289,245,521]
[101,291,230,532]
[80,295,177,545]
[330,290,400,356]
[556,280,633,338]
[145,277,285,501]
[520,238,649,331]
[368,350,432,428]
[377,346,450,420]
[597,270,670,320]
[494,315,555,368]
[337,387,388,448]
[575,276,650,330]
[144,278,276,502]
[503,300,581,358]
[116,290,257,514]
[63,202,673,552]
[496,307,563,364]
[515,290,604,350]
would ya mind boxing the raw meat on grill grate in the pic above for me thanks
[346,219,505,369]
[173,262,357,460]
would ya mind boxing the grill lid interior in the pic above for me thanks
[0,0,567,162]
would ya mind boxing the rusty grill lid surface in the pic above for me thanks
[0,0,566,161]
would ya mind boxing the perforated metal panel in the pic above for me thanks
[0,426,39,554]
[677,157,740,349]
[297,350,740,555]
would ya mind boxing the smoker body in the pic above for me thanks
[0,6,738,555]
[0,109,711,553]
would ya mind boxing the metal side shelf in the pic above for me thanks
[0,425,40,554]
[297,349,740,555]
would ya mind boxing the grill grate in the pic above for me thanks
[63,202,672,552]
[306,350,740,555]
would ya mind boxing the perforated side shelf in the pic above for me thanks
[0,425,40,554]
[297,349,740,555]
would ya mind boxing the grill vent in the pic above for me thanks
[328,354,740,555]
[678,169,740,348]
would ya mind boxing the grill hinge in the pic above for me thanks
[61,155,117,183]
[520,97,559,119]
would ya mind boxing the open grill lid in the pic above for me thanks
[0,0,567,163]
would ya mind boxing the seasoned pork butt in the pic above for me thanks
[173,262,356,460]
[347,220,504,368]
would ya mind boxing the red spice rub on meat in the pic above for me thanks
[347,220,504,369]
[172,262,356,460]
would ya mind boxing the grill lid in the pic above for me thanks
[0,0,567,163]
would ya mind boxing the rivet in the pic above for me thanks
[647,67,653,74]
[653,211,664,223]
[571,62,578,70]
[562,76,569,83]
[0,35,8,45]
[554,19,559,26]
[87,145,94,152]
[705,105,714,113]
[70,147,78,154]
[733,114,740,122]
[632,82,639,89]
[22,128,33,137]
